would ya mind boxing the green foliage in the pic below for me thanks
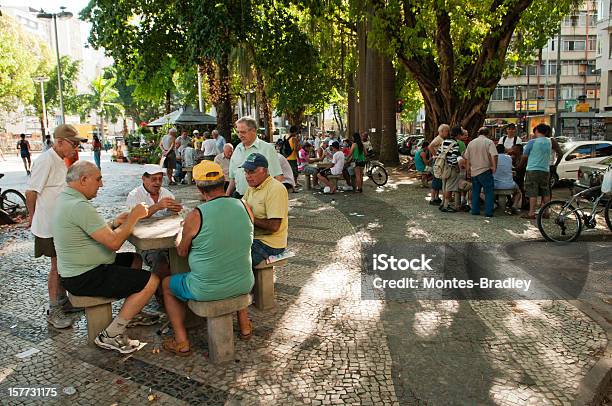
[0,15,51,112]
[78,75,124,123]
[396,68,423,122]
[43,56,82,115]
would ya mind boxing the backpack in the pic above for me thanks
[500,135,517,148]
[281,136,294,157]
[433,141,455,179]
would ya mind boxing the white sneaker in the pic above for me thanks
[94,330,141,354]
[46,307,74,329]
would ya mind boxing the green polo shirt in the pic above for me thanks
[51,187,115,278]
[229,138,283,195]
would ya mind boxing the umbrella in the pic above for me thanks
[147,106,217,127]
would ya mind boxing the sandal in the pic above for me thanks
[238,320,253,341]
[162,338,191,357]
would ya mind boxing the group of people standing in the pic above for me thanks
[414,122,560,218]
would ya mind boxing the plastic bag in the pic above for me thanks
[602,166,612,194]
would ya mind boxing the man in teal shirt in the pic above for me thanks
[521,123,552,219]
[52,161,158,354]
[161,161,255,356]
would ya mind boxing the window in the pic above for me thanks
[588,37,597,52]
[491,86,515,101]
[548,63,557,76]
[610,34,612,58]
[597,35,602,56]
[563,40,586,51]
[566,145,593,161]
[561,85,574,99]
[547,87,556,100]
[594,143,612,157]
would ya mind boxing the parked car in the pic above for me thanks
[553,140,612,186]
[574,156,612,191]
[398,135,423,156]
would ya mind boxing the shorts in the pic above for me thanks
[168,273,197,302]
[458,180,472,192]
[21,152,30,159]
[34,237,56,258]
[251,239,285,267]
[140,249,169,274]
[525,171,550,198]
[60,253,151,299]
[319,168,341,178]
[442,168,460,193]
[355,161,366,168]
[431,177,442,190]
[163,150,176,168]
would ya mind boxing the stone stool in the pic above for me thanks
[183,167,193,184]
[253,259,288,310]
[188,294,251,363]
[327,174,343,189]
[68,294,116,344]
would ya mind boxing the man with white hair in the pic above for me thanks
[214,143,234,190]
[25,124,84,329]
[52,161,159,353]
[227,116,283,198]
[159,127,177,185]
[126,164,182,308]
[212,129,226,154]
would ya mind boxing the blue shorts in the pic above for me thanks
[431,177,442,190]
[168,273,197,302]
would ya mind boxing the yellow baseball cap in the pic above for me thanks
[192,161,224,182]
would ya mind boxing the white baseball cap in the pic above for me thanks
[142,164,164,176]
[193,130,200,135]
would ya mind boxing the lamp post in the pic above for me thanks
[37,7,73,125]
[33,76,50,138]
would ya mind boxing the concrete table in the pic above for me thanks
[128,215,200,326]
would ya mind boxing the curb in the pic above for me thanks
[570,299,612,405]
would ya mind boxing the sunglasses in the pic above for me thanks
[61,138,79,148]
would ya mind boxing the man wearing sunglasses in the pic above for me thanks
[25,124,85,329]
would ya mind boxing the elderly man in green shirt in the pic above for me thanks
[52,161,159,354]
[226,116,283,198]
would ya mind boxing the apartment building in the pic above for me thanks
[487,1,602,139]
[596,0,612,137]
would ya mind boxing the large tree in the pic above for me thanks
[367,0,579,138]
[78,75,124,140]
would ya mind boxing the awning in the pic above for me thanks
[147,106,217,127]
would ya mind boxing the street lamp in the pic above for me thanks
[32,76,50,137]
[37,7,73,125]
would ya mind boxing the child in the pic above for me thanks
[456,156,472,211]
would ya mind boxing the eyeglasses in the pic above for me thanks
[61,138,78,148]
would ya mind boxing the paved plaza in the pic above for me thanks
[0,153,610,405]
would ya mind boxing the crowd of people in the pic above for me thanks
[25,118,290,355]
[413,122,561,219]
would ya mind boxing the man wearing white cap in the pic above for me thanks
[126,164,182,309]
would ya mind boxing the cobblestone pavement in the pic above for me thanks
[0,157,609,405]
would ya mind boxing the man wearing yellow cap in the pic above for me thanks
[161,161,255,355]
[25,124,85,329]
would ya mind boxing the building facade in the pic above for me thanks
[487,1,602,139]
[596,0,612,137]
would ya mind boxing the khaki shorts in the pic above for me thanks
[442,168,460,193]
[34,237,56,258]
[525,171,550,198]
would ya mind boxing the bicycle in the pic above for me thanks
[0,174,27,220]
[364,157,388,186]
[536,183,612,243]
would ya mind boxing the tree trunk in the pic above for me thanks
[380,57,399,166]
[347,71,357,137]
[366,28,382,153]
[165,90,171,114]
[254,65,273,141]
[287,110,304,128]
[215,50,233,142]
[122,117,128,136]
[357,20,367,134]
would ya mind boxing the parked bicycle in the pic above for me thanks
[537,184,612,243]
[364,157,388,187]
[0,174,27,220]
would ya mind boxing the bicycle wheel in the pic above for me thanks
[368,164,388,186]
[536,199,582,243]
[1,189,27,216]
[604,197,612,232]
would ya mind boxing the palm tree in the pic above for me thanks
[80,75,124,142]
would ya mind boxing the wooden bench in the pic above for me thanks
[253,259,288,310]
[183,167,193,184]
[187,294,251,363]
[68,294,116,344]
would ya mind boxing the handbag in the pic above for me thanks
[602,165,612,194]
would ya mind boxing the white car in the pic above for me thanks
[554,140,612,186]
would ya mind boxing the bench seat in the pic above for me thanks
[188,294,251,363]
[68,294,116,344]
[253,259,288,310]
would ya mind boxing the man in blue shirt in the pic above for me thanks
[521,124,552,219]
[494,144,522,214]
